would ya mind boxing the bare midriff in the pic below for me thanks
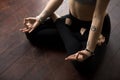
[69,0,96,21]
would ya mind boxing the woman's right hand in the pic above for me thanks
[20,16,41,33]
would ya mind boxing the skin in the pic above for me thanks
[20,0,110,62]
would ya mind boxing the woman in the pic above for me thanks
[20,0,111,62]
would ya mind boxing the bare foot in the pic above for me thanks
[79,28,105,46]
[97,34,105,46]
[51,13,60,22]
[80,28,86,35]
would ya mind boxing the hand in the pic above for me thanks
[20,17,40,33]
[65,50,92,62]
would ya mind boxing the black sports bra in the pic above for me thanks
[75,0,96,5]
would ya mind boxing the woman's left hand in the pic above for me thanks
[65,50,92,62]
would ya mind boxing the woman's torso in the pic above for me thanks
[69,0,96,21]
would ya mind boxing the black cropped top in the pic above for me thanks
[75,0,96,5]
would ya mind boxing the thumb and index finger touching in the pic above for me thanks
[20,17,39,33]
[28,20,39,33]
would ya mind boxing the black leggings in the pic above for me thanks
[25,14,111,55]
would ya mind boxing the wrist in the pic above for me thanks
[36,16,44,23]
[85,48,94,55]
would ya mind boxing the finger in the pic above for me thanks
[24,18,29,22]
[22,29,30,32]
[26,22,32,28]
[19,27,27,31]
[23,18,26,24]
[65,54,76,61]
[24,17,36,28]
[24,18,30,26]
[19,28,30,32]
[19,28,24,31]
[19,29,28,32]
[29,21,38,33]
[25,17,36,20]
[28,27,35,33]
[23,19,29,28]
[24,21,32,29]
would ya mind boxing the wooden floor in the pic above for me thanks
[0,0,120,80]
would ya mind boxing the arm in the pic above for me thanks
[37,0,64,21]
[86,0,110,52]
[65,0,110,61]
[20,0,63,33]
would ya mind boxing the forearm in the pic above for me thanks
[85,0,110,52]
[86,13,105,52]
[37,0,63,21]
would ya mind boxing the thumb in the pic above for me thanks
[29,21,39,33]
[65,54,76,61]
